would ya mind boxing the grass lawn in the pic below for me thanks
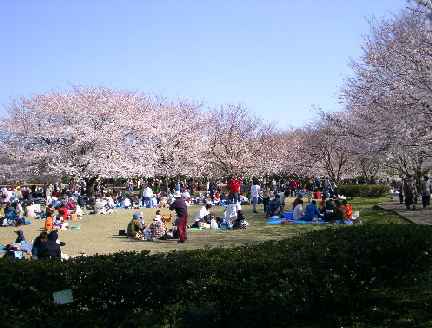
[350,196,410,224]
[0,196,408,257]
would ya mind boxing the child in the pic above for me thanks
[150,215,166,240]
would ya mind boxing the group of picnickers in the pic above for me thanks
[125,190,189,243]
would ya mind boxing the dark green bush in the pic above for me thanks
[338,184,390,197]
[1,225,431,327]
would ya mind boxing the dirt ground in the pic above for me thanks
[0,200,322,257]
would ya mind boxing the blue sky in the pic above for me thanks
[0,0,407,127]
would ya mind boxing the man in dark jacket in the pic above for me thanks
[169,191,188,243]
[41,230,62,259]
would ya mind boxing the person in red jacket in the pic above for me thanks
[57,204,69,220]
[228,176,242,204]
[169,191,188,243]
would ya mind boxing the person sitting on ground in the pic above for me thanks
[292,194,303,210]
[105,195,115,210]
[15,230,26,243]
[94,197,108,214]
[53,215,64,229]
[44,230,62,260]
[136,212,145,231]
[149,213,167,240]
[213,191,221,205]
[25,202,37,218]
[210,216,220,229]
[319,195,327,214]
[293,199,304,220]
[301,200,321,221]
[75,204,83,218]
[57,204,69,220]
[195,203,212,224]
[233,210,249,229]
[323,198,336,222]
[127,212,143,240]
[342,199,353,220]
[334,200,346,222]
[45,204,55,218]
[266,194,281,217]
[65,198,76,211]
[5,203,17,221]
[122,196,132,209]
[32,231,48,259]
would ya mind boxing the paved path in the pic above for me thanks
[379,201,432,225]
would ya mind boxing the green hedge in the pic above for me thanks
[1,225,432,327]
[338,184,390,197]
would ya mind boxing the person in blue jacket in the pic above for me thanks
[301,200,321,221]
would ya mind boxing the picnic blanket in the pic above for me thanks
[285,219,329,225]
[267,217,353,225]
[189,227,205,231]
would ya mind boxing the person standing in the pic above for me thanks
[169,191,188,243]
[262,189,270,214]
[250,179,261,213]
[142,185,154,208]
[228,176,241,204]
[421,176,431,209]
[127,179,134,192]
[403,176,415,210]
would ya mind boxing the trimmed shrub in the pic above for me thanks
[0,225,431,327]
[338,184,390,197]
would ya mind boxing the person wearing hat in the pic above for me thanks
[127,212,143,240]
[169,191,188,243]
[150,210,166,240]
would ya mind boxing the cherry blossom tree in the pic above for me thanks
[341,9,432,183]
[204,104,276,178]
[146,99,206,189]
[0,86,156,193]
[297,112,356,182]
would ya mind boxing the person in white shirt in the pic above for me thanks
[293,199,304,220]
[250,179,261,213]
[194,203,212,223]
[142,186,154,208]
[182,190,191,199]
[279,191,286,213]
[122,197,131,209]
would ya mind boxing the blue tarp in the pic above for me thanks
[266,217,353,225]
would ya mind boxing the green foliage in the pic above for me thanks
[338,184,390,197]
[1,225,432,327]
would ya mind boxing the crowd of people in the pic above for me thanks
[392,175,432,211]
[3,229,67,261]
[291,194,355,223]
[124,190,250,244]
[0,174,371,260]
